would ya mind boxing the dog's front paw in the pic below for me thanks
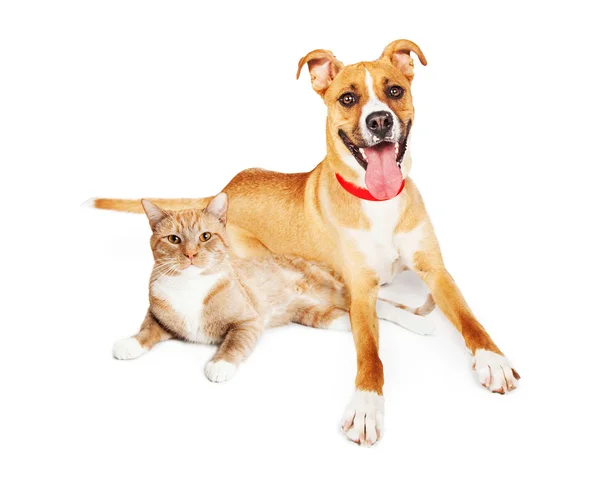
[113,337,147,360]
[341,390,384,447]
[473,349,520,394]
[205,360,237,383]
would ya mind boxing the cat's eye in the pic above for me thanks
[167,235,181,244]
[200,232,212,242]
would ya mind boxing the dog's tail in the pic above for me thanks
[376,294,436,335]
[84,197,210,213]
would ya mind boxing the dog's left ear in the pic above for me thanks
[296,49,344,96]
[380,39,427,82]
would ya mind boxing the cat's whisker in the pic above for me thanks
[151,263,179,284]
[151,264,176,278]
[151,263,176,276]
[153,261,177,272]
[151,264,175,278]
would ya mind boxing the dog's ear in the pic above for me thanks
[380,40,427,82]
[296,49,344,96]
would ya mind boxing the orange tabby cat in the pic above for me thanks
[113,193,434,382]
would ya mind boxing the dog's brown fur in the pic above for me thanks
[93,39,518,445]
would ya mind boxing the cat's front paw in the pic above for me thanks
[113,337,147,360]
[205,360,237,382]
[473,349,520,394]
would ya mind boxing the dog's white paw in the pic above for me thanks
[113,337,147,360]
[341,390,384,447]
[205,360,237,383]
[473,349,520,394]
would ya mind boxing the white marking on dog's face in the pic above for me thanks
[341,390,384,447]
[360,68,401,146]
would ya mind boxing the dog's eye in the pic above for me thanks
[167,235,181,244]
[339,92,356,107]
[200,232,212,242]
[387,86,404,99]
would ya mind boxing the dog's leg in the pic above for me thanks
[412,238,520,394]
[340,271,384,447]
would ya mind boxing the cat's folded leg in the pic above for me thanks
[293,302,434,336]
[113,309,172,360]
[292,306,351,330]
[205,317,262,383]
[375,299,435,336]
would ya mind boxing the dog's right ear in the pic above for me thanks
[141,199,168,230]
[296,49,344,96]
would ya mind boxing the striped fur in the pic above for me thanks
[113,195,434,380]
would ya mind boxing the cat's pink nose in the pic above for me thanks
[187,253,197,261]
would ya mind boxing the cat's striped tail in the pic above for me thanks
[84,197,210,213]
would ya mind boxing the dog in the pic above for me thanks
[90,39,520,446]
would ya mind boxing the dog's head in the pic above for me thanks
[297,40,427,200]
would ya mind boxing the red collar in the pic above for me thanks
[335,173,405,201]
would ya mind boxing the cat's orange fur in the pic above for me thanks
[112,194,434,382]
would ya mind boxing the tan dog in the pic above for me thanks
[91,39,519,446]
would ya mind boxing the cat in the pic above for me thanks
[112,193,435,382]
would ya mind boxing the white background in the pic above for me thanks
[1,1,599,477]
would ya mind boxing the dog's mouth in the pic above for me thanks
[338,122,411,200]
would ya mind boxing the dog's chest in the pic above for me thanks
[151,272,223,343]
[342,198,403,284]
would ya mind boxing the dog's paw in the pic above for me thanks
[473,349,520,394]
[113,337,147,360]
[205,360,237,383]
[341,390,384,447]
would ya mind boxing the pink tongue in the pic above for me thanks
[364,143,403,200]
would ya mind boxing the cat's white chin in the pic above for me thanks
[181,265,203,275]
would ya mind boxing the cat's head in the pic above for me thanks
[141,193,230,275]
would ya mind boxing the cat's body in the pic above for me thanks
[149,253,350,341]
[113,193,434,382]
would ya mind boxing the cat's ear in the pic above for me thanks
[205,192,228,225]
[141,199,168,229]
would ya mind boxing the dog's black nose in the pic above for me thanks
[366,111,393,138]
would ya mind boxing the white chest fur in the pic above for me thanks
[394,222,425,271]
[343,197,403,285]
[341,196,426,284]
[151,269,224,343]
